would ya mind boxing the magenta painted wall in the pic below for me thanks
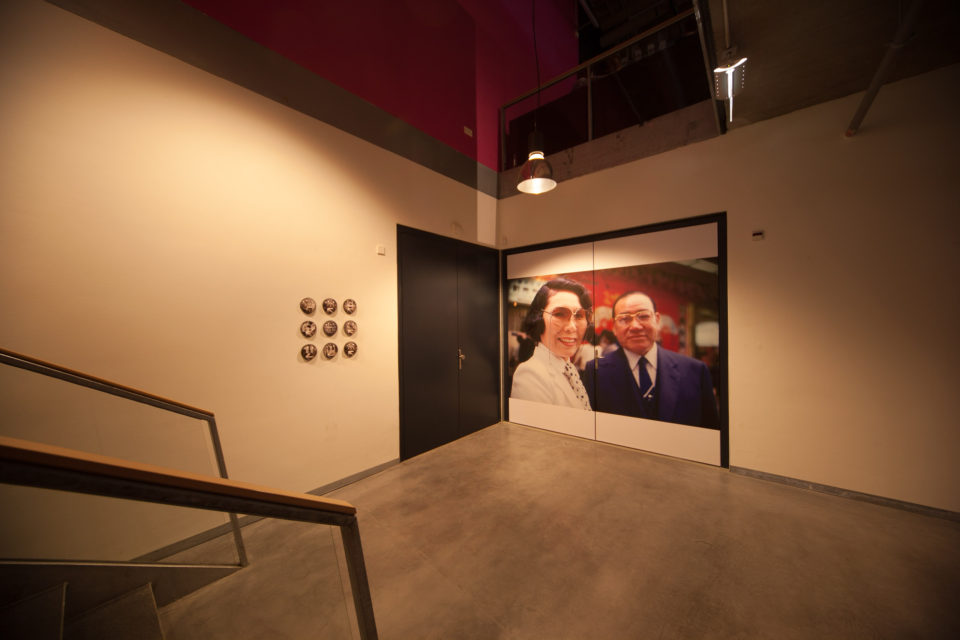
[184,0,577,170]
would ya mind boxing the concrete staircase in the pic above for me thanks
[0,563,240,639]
[65,584,164,640]
[1,582,161,639]
[0,583,66,640]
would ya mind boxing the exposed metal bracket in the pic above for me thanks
[692,0,727,136]
[845,0,926,137]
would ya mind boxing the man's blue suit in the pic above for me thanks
[583,346,719,428]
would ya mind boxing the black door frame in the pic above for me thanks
[500,212,729,468]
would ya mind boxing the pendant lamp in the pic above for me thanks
[517,131,556,195]
[517,0,556,195]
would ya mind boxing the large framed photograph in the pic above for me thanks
[504,218,725,466]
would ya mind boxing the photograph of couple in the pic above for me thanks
[507,261,720,429]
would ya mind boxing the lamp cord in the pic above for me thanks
[532,0,541,132]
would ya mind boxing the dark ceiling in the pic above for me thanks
[578,0,695,56]
[508,0,960,173]
[577,0,959,130]
[704,0,959,129]
[499,0,959,192]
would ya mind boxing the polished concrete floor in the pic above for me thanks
[165,422,960,638]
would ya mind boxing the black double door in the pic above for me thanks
[398,226,500,459]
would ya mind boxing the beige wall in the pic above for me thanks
[500,63,960,512]
[0,0,485,494]
[2,0,958,518]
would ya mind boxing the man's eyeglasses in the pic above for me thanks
[547,307,592,324]
[614,311,654,326]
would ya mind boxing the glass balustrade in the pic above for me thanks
[0,487,236,565]
[0,351,243,567]
[158,520,357,639]
[0,357,222,475]
[501,7,711,172]
[0,349,375,638]
[0,491,359,639]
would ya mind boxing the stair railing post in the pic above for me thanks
[339,517,378,640]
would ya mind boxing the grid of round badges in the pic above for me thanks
[298,297,358,361]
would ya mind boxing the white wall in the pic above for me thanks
[0,0,485,494]
[499,63,960,512]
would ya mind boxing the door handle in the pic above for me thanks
[458,348,466,371]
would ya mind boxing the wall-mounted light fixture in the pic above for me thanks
[713,57,747,123]
[712,0,747,124]
[517,0,556,195]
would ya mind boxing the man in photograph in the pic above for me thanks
[584,291,719,428]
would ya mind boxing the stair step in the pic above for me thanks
[0,561,240,617]
[0,583,67,640]
[65,584,163,640]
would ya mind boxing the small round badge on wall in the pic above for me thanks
[344,341,358,358]
[343,299,357,314]
[300,297,317,315]
[322,320,338,337]
[300,320,317,338]
[343,320,357,336]
[301,344,318,361]
[323,342,338,359]
[322,298,337,315]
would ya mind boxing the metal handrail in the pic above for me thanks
[0,347,213,418]
[0,346,247,565]
[0,435,378,639]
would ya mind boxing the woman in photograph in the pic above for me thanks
[510,278,593,410]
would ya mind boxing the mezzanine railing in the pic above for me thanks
[500,0,724,172]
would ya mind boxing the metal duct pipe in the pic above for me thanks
[692,0,726,135]
[845,0,925,137]
[722,0,730,51]
[579,0,600,29]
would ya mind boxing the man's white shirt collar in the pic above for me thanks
[623,343,658,380]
